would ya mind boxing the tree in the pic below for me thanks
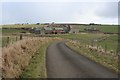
[36,23,40,25]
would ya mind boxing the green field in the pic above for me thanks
[52,33,104,40]
[2,24,45,28]
[2,29,29,35]
[2,24,118,33]
[78,25,118,33]
[52,33,119,53]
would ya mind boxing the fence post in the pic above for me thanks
[105,44,107,52]
[97,44,99,50]
[20,34,23,40]
[16,36,18,41]
[7,37,10,44]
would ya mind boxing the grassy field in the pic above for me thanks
[96,35,119,52]
[2,29,27,34]
[52,33,118,52]
[2,24,119,55]
[2,24,45,28]
[78,25,118,33]
[2,24,118,33]
[52,33,105,40]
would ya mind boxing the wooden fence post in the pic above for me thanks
[16,36,18,41]
[20,34,23,40]
[105,44,107,52]
[7,37,10,44]
[97,45,99,50]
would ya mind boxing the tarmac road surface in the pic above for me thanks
[46,41,118,78]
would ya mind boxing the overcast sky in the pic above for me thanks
[0,0,119,24]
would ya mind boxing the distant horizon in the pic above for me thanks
[0,22,119,25]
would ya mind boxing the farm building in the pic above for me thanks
[43,27,53,34]
[34,28,43,34]
[30,23,71,34]
[33,27,53,34]
[53,27,65,34]
[69,25,80,33]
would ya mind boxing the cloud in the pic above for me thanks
[95,2,118,18]
[2,2,118,24]
[1,0,119,2]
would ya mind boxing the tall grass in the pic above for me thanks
[1,37,62,78]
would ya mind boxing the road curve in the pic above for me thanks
[46,41,118,78]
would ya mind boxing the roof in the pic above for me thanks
[44,27,53,30]
[54,27,64,30]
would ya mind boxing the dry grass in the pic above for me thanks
[1,37,62,78]
[66,40,118,73]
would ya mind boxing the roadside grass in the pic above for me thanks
[20,41,54,78]
[2,37,62,78]
[66,40,118,73]
[2,38,42,78]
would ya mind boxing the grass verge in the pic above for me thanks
[2,37,62,78]
[66,40,118,73]
[20,40,57,78]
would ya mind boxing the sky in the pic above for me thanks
[0,0,119,25]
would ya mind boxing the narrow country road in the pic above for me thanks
[46,41,118,78]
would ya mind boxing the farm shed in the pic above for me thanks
[34,28,44,34]
[34,28,42,34]
[53,27,65,34]
[43,27,53,34]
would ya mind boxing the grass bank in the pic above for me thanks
[66,40,118,73]
[20,41,54,78]
[2,37,62,78]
